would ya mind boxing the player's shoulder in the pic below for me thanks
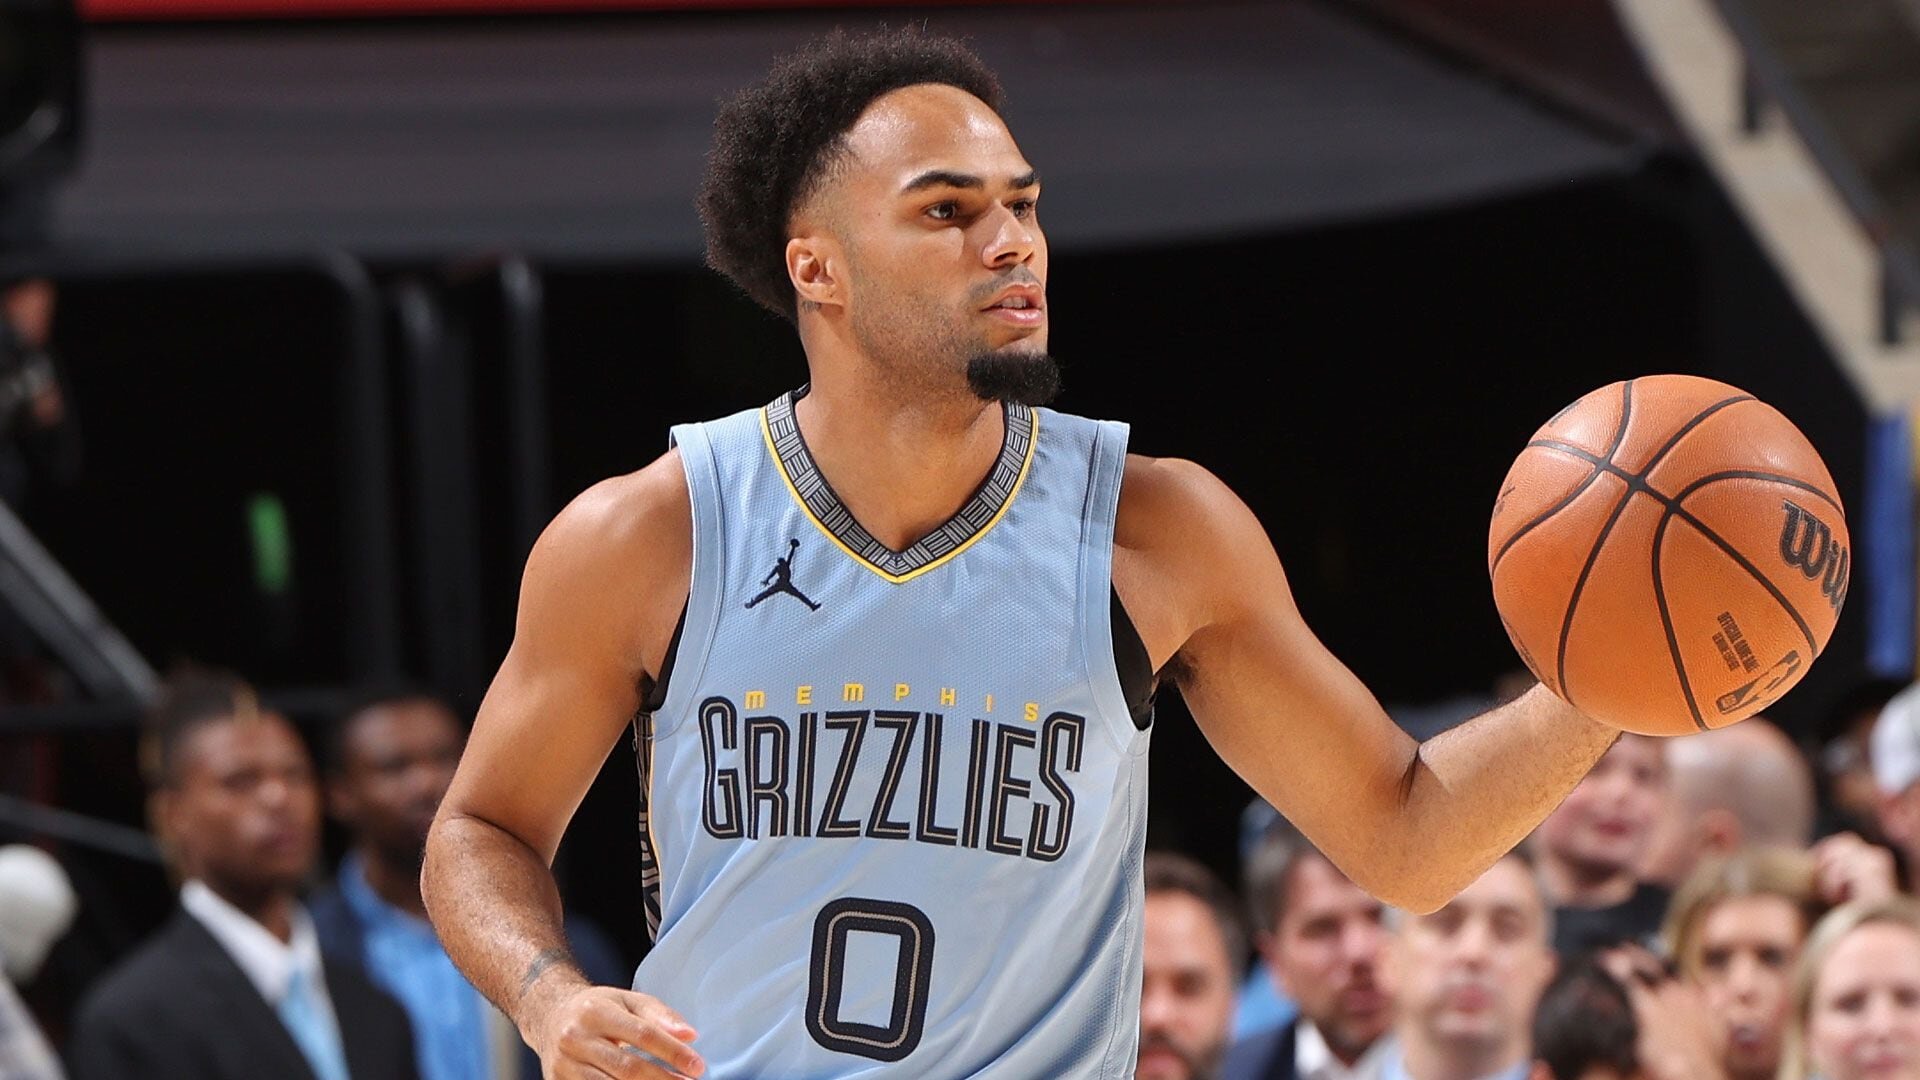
[1116,453,1247,546]
[529,450,691,595]
[546,450,690,552]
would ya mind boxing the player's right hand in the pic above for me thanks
[530,984,704,1080]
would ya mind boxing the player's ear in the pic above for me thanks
[787,234,844,312]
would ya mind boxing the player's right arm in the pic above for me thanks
[421,453,704,1080]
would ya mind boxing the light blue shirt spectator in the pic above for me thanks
[1234,968,1298,1040]
[336,854,494,1080]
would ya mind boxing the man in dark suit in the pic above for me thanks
[66,670,417,1080]
[1224,818,1393,1080]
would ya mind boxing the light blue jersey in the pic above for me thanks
[631,387,1151,1078]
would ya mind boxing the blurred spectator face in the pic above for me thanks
[1807,921,1920,1080]
[1139,889,1236,1080]
[330,698,463,868]
[155,712,319,901]
[1537,735,1665,885]
[1389,857,1555,1061]
[1263,854,1392,1059]
[1686,895,1806,1080]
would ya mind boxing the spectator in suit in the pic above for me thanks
[1224,817,1393,1080]
[310,687,624,1080]
[1137,851,1245,1080]
[66,670,417,1080]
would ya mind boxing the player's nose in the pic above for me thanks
[981,204,1037,268]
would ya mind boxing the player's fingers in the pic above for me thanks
[584,998,704,1078]
[622,994,698,1041]
[549,1002,702,1079]
[560,1035,695,1080]
[601,989,699,1046]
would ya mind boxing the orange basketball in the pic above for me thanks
[1489,375,1849,736]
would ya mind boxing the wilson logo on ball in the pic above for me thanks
[1778,501,1849,612]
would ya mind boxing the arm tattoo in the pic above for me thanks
[517,947,575,1001]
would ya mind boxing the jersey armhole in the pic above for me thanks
[641,600,689,714]
[1110,587,1156,731]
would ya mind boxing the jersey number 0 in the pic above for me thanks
[805,898,936,1061]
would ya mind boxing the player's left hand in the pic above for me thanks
[527,982,704,1080]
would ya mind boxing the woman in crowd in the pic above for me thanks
[1780,896,1920,1080]
[1663,849,1827,1080]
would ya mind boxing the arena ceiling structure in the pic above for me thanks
[42,0,1665,262]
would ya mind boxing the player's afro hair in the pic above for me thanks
[697,28,1005,322]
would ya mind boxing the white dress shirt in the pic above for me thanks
[180,880,344,1042]
[1297,1021,1391,1080]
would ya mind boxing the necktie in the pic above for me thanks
[278,966,351,1080]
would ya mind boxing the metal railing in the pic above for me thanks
[1715,0,1920,346]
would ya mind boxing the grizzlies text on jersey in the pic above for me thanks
[633,387,1150,1078]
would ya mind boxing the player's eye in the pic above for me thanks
[927,201,959,222]
[1009,199,1036,219]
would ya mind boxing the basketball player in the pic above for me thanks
[420,29,1622,1080]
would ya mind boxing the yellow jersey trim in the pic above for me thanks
[758,403,1039,585]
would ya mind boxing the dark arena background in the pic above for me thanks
[2,0,1917,1062]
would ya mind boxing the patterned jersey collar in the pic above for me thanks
[760,385,1037,584]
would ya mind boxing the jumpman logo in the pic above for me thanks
[745,538,821,611]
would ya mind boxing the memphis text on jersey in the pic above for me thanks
[695,682,1086,863]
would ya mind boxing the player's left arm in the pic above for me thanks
[1114,454,1619,913]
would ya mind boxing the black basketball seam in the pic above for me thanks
[1666,498,1819,654]
[1649,506,1711,732]
[1492,380,1637,575]
[1549,380,1637,707]
[1543,438,1827,657]
[1668,469,1842,513]
[1634,395,1756,475]
[1633,396,1759,734]
[1555,480,1635,711]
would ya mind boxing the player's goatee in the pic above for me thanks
[967,349,1060,406]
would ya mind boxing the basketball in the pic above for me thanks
[1488,375,1849,736]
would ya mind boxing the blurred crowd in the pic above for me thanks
[1,671,623,1080]
[6,671,1920,1080]
[1140,678,1920,1080]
